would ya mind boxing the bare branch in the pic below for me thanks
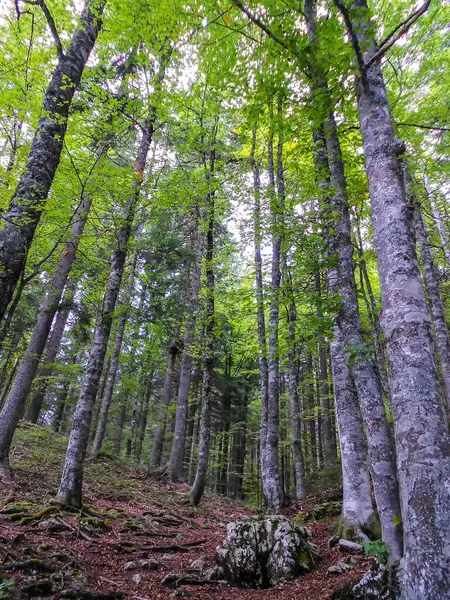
[334,0,367,78]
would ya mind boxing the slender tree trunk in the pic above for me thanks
[27,278,77,423]
[112,390,129,457]
[406,172,450,409]
[55,114,155,507]
[0,0,105,320]
[151,340,180,467]
[167,216,203,481]
[337,0,450,592]
[250,125,270,509]
[134,372,153,463]
[0,195,90,480]
[263,100,283,513]
[91,311,128,456]
[315,272,336,467]
[424,175,450,268]
[190,165,216,506]
[285,276,306,498]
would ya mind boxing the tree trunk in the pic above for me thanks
[0,195,90,480]
[304,0,401,556]
[190,163,215,506]
[55,113,155,507]
[337,0,450,592]
[167,216,203,481]
[27,278,77,423]
[407,172,450,409]
[286,294,306,498]
[250,124,270,509]
[112,390,129,457]
[263,100,283,513]
[325,109,402,558]
[91,311,128,456]
[0,0,105,321]
[151,339,180,467]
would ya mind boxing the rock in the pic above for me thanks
[215,516,320,588]
[331,562,400,600]
[162,574,182,589]
[351,563,397,600]
[171,591,188,598]
[139,559,159,571]
[338,539,364,554]
[132,573,143,585]
[327,561,353,575]
[124,561,138,571]
[188,556,207,574]
[203,566,224,581]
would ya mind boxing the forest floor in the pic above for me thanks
[0,425,372,600]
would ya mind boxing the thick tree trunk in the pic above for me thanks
[151,340,180,468]
[338,0,450,593]
[55,115,154,507]
[0,0,105,320]
[325,110,402,559]
[304,0,401,557]
[0,195,90,480]
[167,217,203,481]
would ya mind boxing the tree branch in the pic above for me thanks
[366,0,432,68]
[396,121,450,133]
[333,0,367,78]
[230,0,305,66]
[22,0,64,58]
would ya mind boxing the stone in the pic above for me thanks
[203,566,224,581]
[188,556,207,574]
[327,561,352,575]
[132,573,143,585]
[215,516,320,588]
[124,561,138,571]
[139,559,159,571]
[338,539,364,554]
[351,563,398,600]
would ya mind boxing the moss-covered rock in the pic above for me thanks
[215,516,320,588]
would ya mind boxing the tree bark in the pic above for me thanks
[337,0,450,592]
[0,0,105,321]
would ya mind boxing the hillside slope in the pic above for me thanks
[0,426,370,599]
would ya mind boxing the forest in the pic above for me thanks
[0,0,449,598]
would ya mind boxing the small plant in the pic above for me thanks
[0,579,14,599]
[363,539,389,564]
